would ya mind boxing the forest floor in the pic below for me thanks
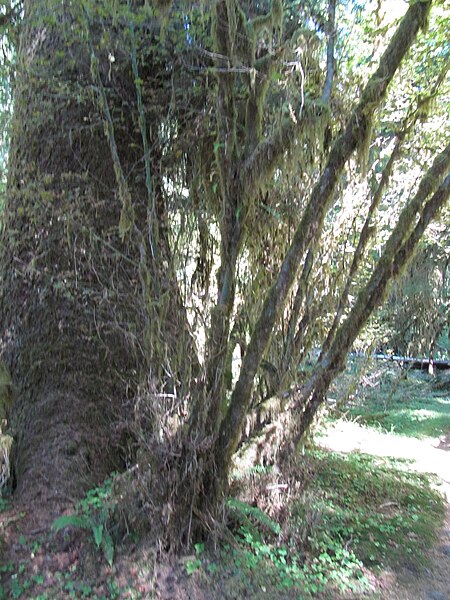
[315,365,450,599]
[316,422,450,599]
[0,366,449,599]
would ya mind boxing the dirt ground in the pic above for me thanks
[317,424,450,600]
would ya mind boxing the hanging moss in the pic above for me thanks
[149,0,173,43]
[271,0,283,45]
[245,78,269,151]
[250,0,283,46]
[225,0,238,57]
[251,12,272,36]
[152,0,173,18]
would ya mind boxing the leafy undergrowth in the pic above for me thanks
[0,481,126,600]
[298,449,444,570]
[204,448,445,599]
[0,447,445,599]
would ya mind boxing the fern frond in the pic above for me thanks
[226,497,281,534]
[52,514,91,531]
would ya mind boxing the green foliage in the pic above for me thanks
[52,513,91,530]
[221,499,370,597]
[52,475,116,566]
[218,411,445,597]
[230,463,274,481]
[227,497,281,535]
[0,560,49,600]
[377,237,450,358]
[231,522,370,596]
[185,542,205,575]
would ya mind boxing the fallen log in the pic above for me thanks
[374,354,450,371]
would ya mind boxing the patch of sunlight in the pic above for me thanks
[432,397,450,405]
[411,409,444,421]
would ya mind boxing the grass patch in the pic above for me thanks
[198,442,446,598]
[338,368,450,438]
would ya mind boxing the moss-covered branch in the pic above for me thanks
[321,0,336,102]
[322,67,447,356]
[240,100,327,195]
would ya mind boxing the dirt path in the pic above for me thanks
[317,423,450,600]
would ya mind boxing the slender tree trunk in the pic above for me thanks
[288,154,450,448]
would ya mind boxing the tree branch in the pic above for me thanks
[321,0,337,103]
[321,67,448,357]
[288,142,450,447]
[240,100,325,196]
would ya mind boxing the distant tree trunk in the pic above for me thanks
[0,2,146,506]
[428,339,435,376]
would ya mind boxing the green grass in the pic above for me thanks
[345,370,450,438]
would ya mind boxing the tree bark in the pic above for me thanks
[0,2,146,505]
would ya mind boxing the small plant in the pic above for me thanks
[227,497,281,535]
[230,519,369,597]
[223,495,370,597]
[185,542,205,575]
[52,475,116,566]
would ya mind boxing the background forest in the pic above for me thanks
[0,0,449,597]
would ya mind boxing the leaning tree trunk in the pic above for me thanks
[0,2,148,505]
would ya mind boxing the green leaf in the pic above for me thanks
[101,530,115,566]
[194,542,205,555]
[93,523,104,547]
[186,558,201,575]
[226,497,281,534]
[10,576,22,599]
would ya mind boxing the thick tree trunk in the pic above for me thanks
[0,3,144,505]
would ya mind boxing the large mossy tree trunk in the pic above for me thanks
[0,1,147,505]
